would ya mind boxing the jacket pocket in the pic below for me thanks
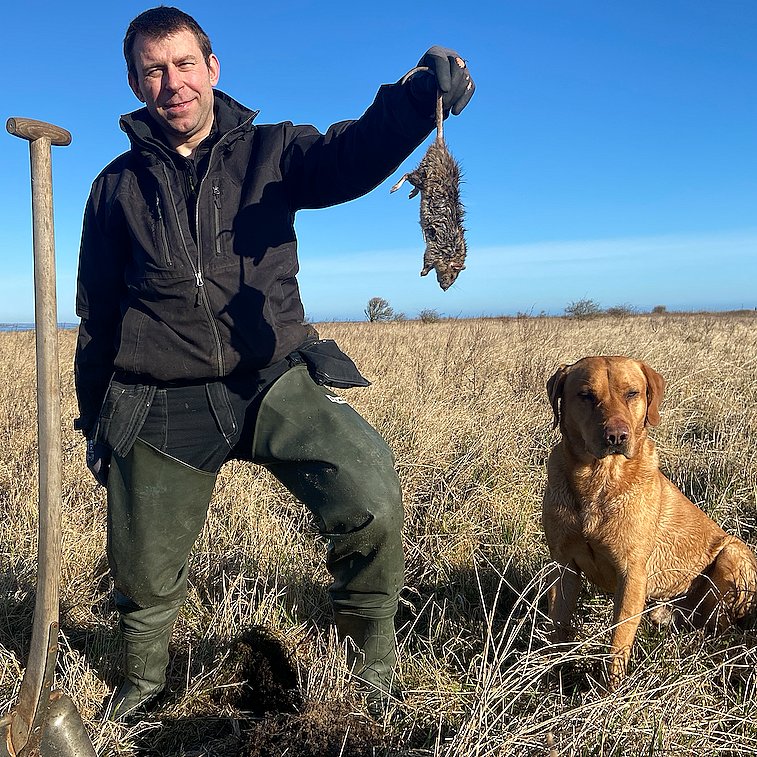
[212,180,223,257]
[154,194,173,267]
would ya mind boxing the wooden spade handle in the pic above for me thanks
[7,117,71,146]
[4,115,70,754]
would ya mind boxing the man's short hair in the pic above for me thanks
[124,6,213,78]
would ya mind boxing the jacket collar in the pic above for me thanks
[119,89,258,159]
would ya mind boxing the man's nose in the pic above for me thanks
[163,66,183,92]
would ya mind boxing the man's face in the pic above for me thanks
[128,28,220,152]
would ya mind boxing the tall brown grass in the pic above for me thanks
[0,312,755,755]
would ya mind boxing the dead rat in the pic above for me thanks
[391,68,467,291]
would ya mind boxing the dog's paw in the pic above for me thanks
[648,604,675,627]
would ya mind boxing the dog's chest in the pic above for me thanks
[544,472,644,590]
[579,488,637,538]
[547,469,638,537]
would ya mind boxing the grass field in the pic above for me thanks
[0,312,755,756]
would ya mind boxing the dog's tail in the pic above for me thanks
[721,538,757,622]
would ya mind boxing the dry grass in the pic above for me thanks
[0,312,756,755]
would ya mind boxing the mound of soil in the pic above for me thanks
[241,701,387,757]
[212,626,301,715]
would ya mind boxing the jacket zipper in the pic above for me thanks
[154,115,255,376]
[190,127,246,372]
[161,162,225,375]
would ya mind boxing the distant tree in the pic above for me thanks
[652,305,667,314]
[605,303,636,318]
[365,297,394,322]
[564,298,601,320]
[392,311,407,322]
[418,308,442,324]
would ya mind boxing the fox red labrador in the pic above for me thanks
[542,356,757,688]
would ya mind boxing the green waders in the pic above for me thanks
[106,364,403,719]
[106,438,217,720]
[251,365,404,715]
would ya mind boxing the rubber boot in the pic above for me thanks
[107,601,181,721]
[335,612,399,719]
[108,632,169,721]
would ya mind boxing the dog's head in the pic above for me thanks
[546,356,665,459]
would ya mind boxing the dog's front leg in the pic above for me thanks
[547,560,582,643]
[608,568,648,689]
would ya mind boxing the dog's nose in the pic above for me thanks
[605,420,630,447]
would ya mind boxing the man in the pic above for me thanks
[75,6,474,721]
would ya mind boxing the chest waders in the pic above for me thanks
[105,365,403,719]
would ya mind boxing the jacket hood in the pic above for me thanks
[119,89,258,155]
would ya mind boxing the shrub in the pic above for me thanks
[418,308,442,324]
[605,303,636,318]
[564,298,601,320]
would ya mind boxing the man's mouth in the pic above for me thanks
[163,99,194,113]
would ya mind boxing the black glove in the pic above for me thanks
[408,46,475,116]
[86,439,112,487]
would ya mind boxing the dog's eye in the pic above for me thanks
[578,390,595,403]
[626,390,640,400]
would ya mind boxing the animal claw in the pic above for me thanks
[390,175,408,193]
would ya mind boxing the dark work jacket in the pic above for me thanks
[74,84,435,436]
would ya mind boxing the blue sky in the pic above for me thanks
[2,0,755,322]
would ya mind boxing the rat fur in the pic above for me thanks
[391,77,467,291]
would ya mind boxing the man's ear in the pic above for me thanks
[208,54,220,87]
[128,72,146,103]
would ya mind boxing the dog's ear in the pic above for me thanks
[639,362,665,426]
[546,364,569,429]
